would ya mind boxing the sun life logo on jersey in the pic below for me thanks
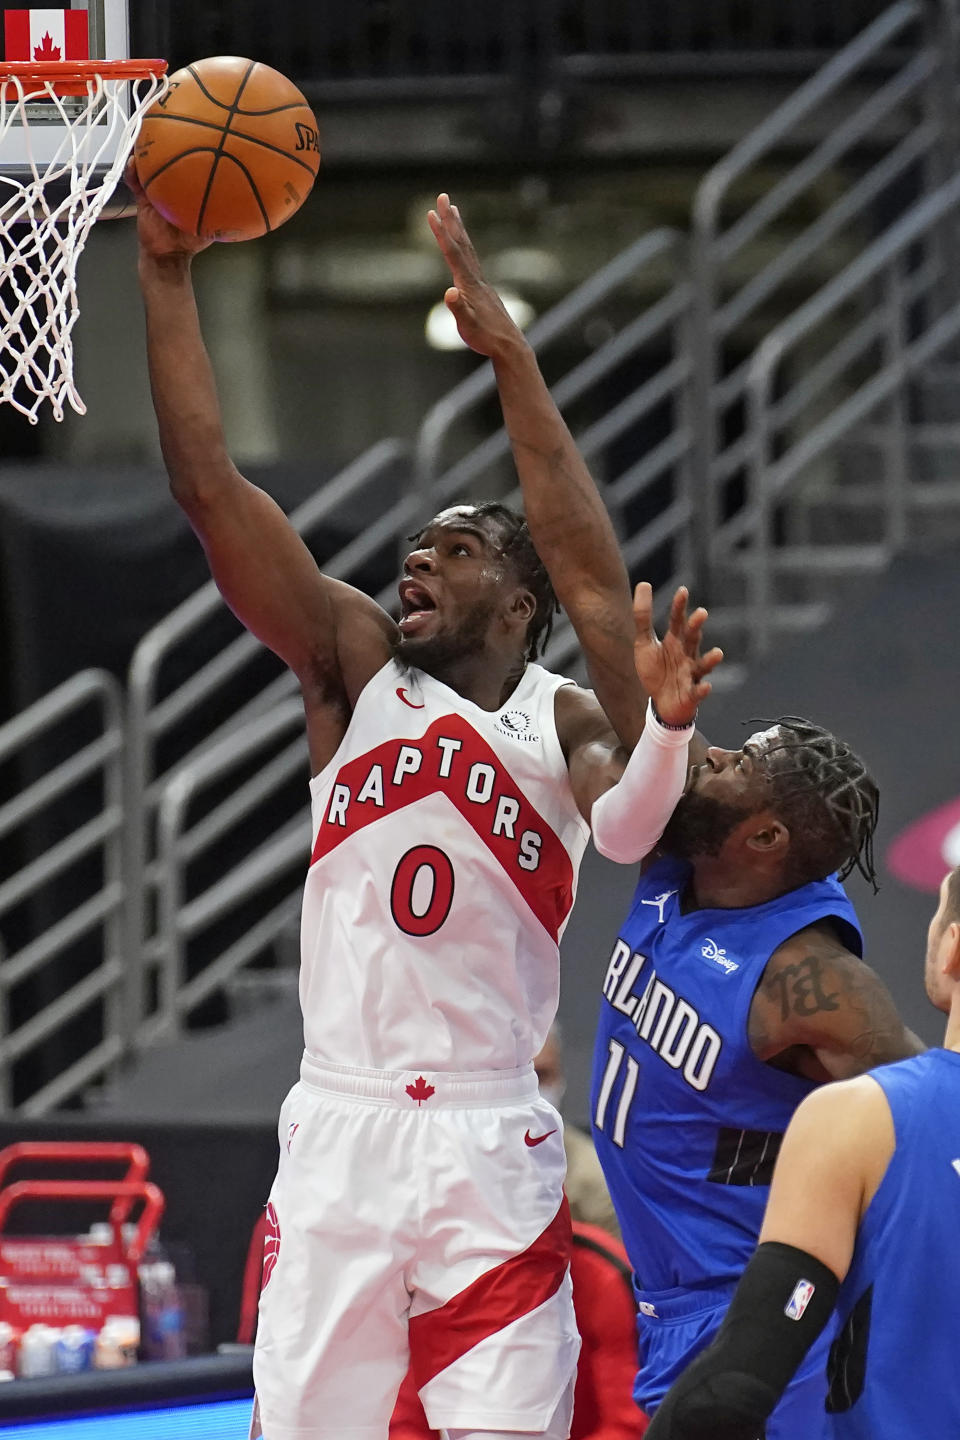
[700,938,739,974]
[495,709,539,743]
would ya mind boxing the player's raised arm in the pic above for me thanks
[428,193,649,749]
[131,164,395,758]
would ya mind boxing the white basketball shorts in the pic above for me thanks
[251,1053,580,1440]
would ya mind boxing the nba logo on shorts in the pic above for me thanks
[784,1279,815,1321]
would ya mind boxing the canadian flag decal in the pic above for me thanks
[4,9,89,62]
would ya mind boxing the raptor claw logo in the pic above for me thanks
[397,687,425,710]
[286,1122,300,1153]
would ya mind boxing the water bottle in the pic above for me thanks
[0,1322,19,1377]
[19,1324,58,1377]
[93,1316,139,1369]
[56,1324,96,1373]
[140,1260,185,1361]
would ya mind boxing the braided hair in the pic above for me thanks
[468,502,559,661]
[753,716,879,890]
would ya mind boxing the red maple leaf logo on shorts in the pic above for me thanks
[261,1201,281,1290]
[405,1076,435,1105]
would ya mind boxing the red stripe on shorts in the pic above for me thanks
[408,1197,573,1389]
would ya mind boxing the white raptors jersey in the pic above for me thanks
[300,657,590,1073]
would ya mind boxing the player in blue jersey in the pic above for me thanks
[589,718,925,1438]
[644,861,960,1439]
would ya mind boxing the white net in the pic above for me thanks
[0,64,167,423]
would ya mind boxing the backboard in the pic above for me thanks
[0,2,132,174]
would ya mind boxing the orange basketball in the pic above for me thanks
[134,55,320,242]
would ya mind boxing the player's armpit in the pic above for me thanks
[554,686,628,823]
[748,923,925,1079]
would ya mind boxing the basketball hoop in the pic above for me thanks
[0,58,167,423]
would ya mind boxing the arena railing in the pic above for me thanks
[0,670,126,1114]
[149,700,309,1042]
[738,171,960,657]
[688,0,955,598]
[142,0,896,96]
[544,0,900,80]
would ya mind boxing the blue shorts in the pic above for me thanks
[634,1282,832,1440]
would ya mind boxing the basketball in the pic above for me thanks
[133,55,321,242]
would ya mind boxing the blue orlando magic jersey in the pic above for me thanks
[826,1050,960,1438]
[590,856,861,1293]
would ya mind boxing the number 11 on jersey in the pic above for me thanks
[594,1038,639,1148]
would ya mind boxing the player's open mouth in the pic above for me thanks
[398,580,438,633]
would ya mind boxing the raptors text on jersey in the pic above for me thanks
[299,659,590,1073]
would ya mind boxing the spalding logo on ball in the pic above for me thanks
[134,55,321,242]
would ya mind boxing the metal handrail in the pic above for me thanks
[0,670,126,1114]
[688,0,937,586]
[692,1,922,242]
[415,228,687,493]
[748,174,960,395]
[733,169,960,654]
[152,700,309,1038]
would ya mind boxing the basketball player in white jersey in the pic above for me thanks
[132,176,722,1440]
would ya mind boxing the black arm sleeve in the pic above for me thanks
[643,1242,840,1440]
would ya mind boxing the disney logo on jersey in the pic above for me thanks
[700,938,739,974]
[641,889,678,924]
[495,709,540,743]
[601,938,722,1093]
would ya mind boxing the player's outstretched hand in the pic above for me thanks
[124,158,213,262]
[633,581,723,729]
[427,192,525,359]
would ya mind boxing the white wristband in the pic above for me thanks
[590,700,693,865]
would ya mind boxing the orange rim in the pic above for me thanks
[0,59,167,83]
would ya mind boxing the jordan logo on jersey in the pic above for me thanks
[641,890,677,923]
[601,938,722,1092]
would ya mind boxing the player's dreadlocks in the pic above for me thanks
[753,716,879,890]
[467,502,560,660]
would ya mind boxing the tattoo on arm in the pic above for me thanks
[763,955,841,1022]
[756,930,921,1072]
